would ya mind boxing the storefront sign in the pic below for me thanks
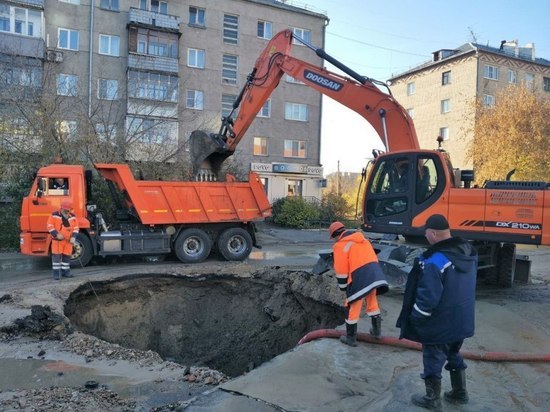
[251,163,323,176]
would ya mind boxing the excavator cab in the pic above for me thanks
[363,152,448,237]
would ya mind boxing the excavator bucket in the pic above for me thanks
[189,130,231,181]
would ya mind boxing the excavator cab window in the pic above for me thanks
[367,157,409,217]
[415,158,437,204]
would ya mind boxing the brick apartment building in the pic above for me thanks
[388,40,550,169]
[0,0,328,203]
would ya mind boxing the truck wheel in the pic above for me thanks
[497,243,516,288]
[174,228,212,263]
[217,227,253,261]
[70,233,93,268]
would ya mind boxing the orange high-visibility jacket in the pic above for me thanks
[46,211,79,254]
[333,230,389,303]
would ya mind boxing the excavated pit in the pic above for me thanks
[65,269,344,377]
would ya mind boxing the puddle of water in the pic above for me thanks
[249,249,330,260]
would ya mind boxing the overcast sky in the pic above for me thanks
[303,0,550,174]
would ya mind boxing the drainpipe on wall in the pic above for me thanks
[88,0,95,118]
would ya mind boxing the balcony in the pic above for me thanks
[128,7,180,31]
[9,0,44,7]
[128,53,179,73]
[0,32,44,59]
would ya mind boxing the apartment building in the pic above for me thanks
[388,40,550,169]
[0,0,328,203]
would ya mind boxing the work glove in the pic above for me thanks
[56,233,64,240]
[69,237,76,245]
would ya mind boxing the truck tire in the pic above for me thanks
[70,233,93,268]
[497,243,516,288]
[217,227,253,261]
[174,228,212,263]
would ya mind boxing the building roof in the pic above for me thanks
[246,0,328,20]
[388,41,550,82]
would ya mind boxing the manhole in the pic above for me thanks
[65,269,343,377]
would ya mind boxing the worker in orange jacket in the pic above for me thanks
[329,221,389,346]
[46,200,79,280]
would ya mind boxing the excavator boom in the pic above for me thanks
[190,29,419,179]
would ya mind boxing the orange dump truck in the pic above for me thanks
[20,163,272,266]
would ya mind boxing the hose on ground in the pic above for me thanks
[298,329,550,363]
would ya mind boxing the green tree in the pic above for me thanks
[467,85,550,184]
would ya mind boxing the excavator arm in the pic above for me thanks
[190,29,419,180]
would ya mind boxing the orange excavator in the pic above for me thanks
[191,29,549,287]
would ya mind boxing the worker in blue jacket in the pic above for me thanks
[396,214,477,411]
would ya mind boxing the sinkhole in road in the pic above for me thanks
[65,270,344,377]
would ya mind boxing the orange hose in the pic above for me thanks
[297,329,550,363]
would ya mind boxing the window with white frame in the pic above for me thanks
[508,70,517,84]
[221,94,237,118]
[127,117,176,145]
[292,27,310,44]
[58,28,79,50]
[483,65,499,80]
[56,120,77,139]
[483,94,495,107]
[139,0,167,14]
[285,74,304,85]
[524,73,534,88]
[130,27,178,58]
[285,102,308,121]
[98,79,118,100]
[257,20,272,39]
[407,108,414,118]
[439,127,449,141]
[2,66,41,87]
[59,0,79,4]
[100,0,119,11]
[222,54,238,85]
[57,74,78,96]
[257,99,271,118]
[189,6,205,26]
[99,34,120,56]
[284,140,306,158]
[128,70,178,102]
[254,137,268,156]
[223,14,238,44]
[442,71,451,85]
[440,99,450,113]
[0,4,43,37]
[407,82,415,95]
[188,48,205,68]
[95,123,117,140]
[186,89,203,109]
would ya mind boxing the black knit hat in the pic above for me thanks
[424,214,449,230]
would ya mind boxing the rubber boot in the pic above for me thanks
[369,314,382,339]
[444,369,469,404]
[339,323,357,347]
[411,377,442,411]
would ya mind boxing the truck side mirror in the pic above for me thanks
[36,178,46,198]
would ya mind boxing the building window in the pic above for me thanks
[127,117,175,145]
[442,71,451,85]
[440,99,450,113]
[99,34,120,56]
[100,0,119,10]
[544,77,550,92]
[439,127,449,141]
[129,27,178,58]
[253,137,268,156]
[221,94,237,118]
[407,108,414,118]
[257,99,271,118]
[483,94,495,107]
[59,0,80,4]
[189,6,205,26]
[186,89,203,110]
[222,54,238,85]
[56,120,77,139]
[285,102,308,121]
[407,82,415,95]
[188,48,205,68]
[98,79,118,100]
[57,74,78,96]
[0,5,43,37]
[524,73,534,88]
[223,14,238,45]
[128,70,178,102]
[508,70,517,84]
[286,179,303,197]
[95,123,117,141]
[292,27,310,44]
[257,20,272,39]
[483,65,499,80]
[284,140,306,158]
[58,28,79,51]
[140,0,167,14]
[2,66,41,87]
[285,74,304,85]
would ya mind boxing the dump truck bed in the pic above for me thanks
[95,164,272,225]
